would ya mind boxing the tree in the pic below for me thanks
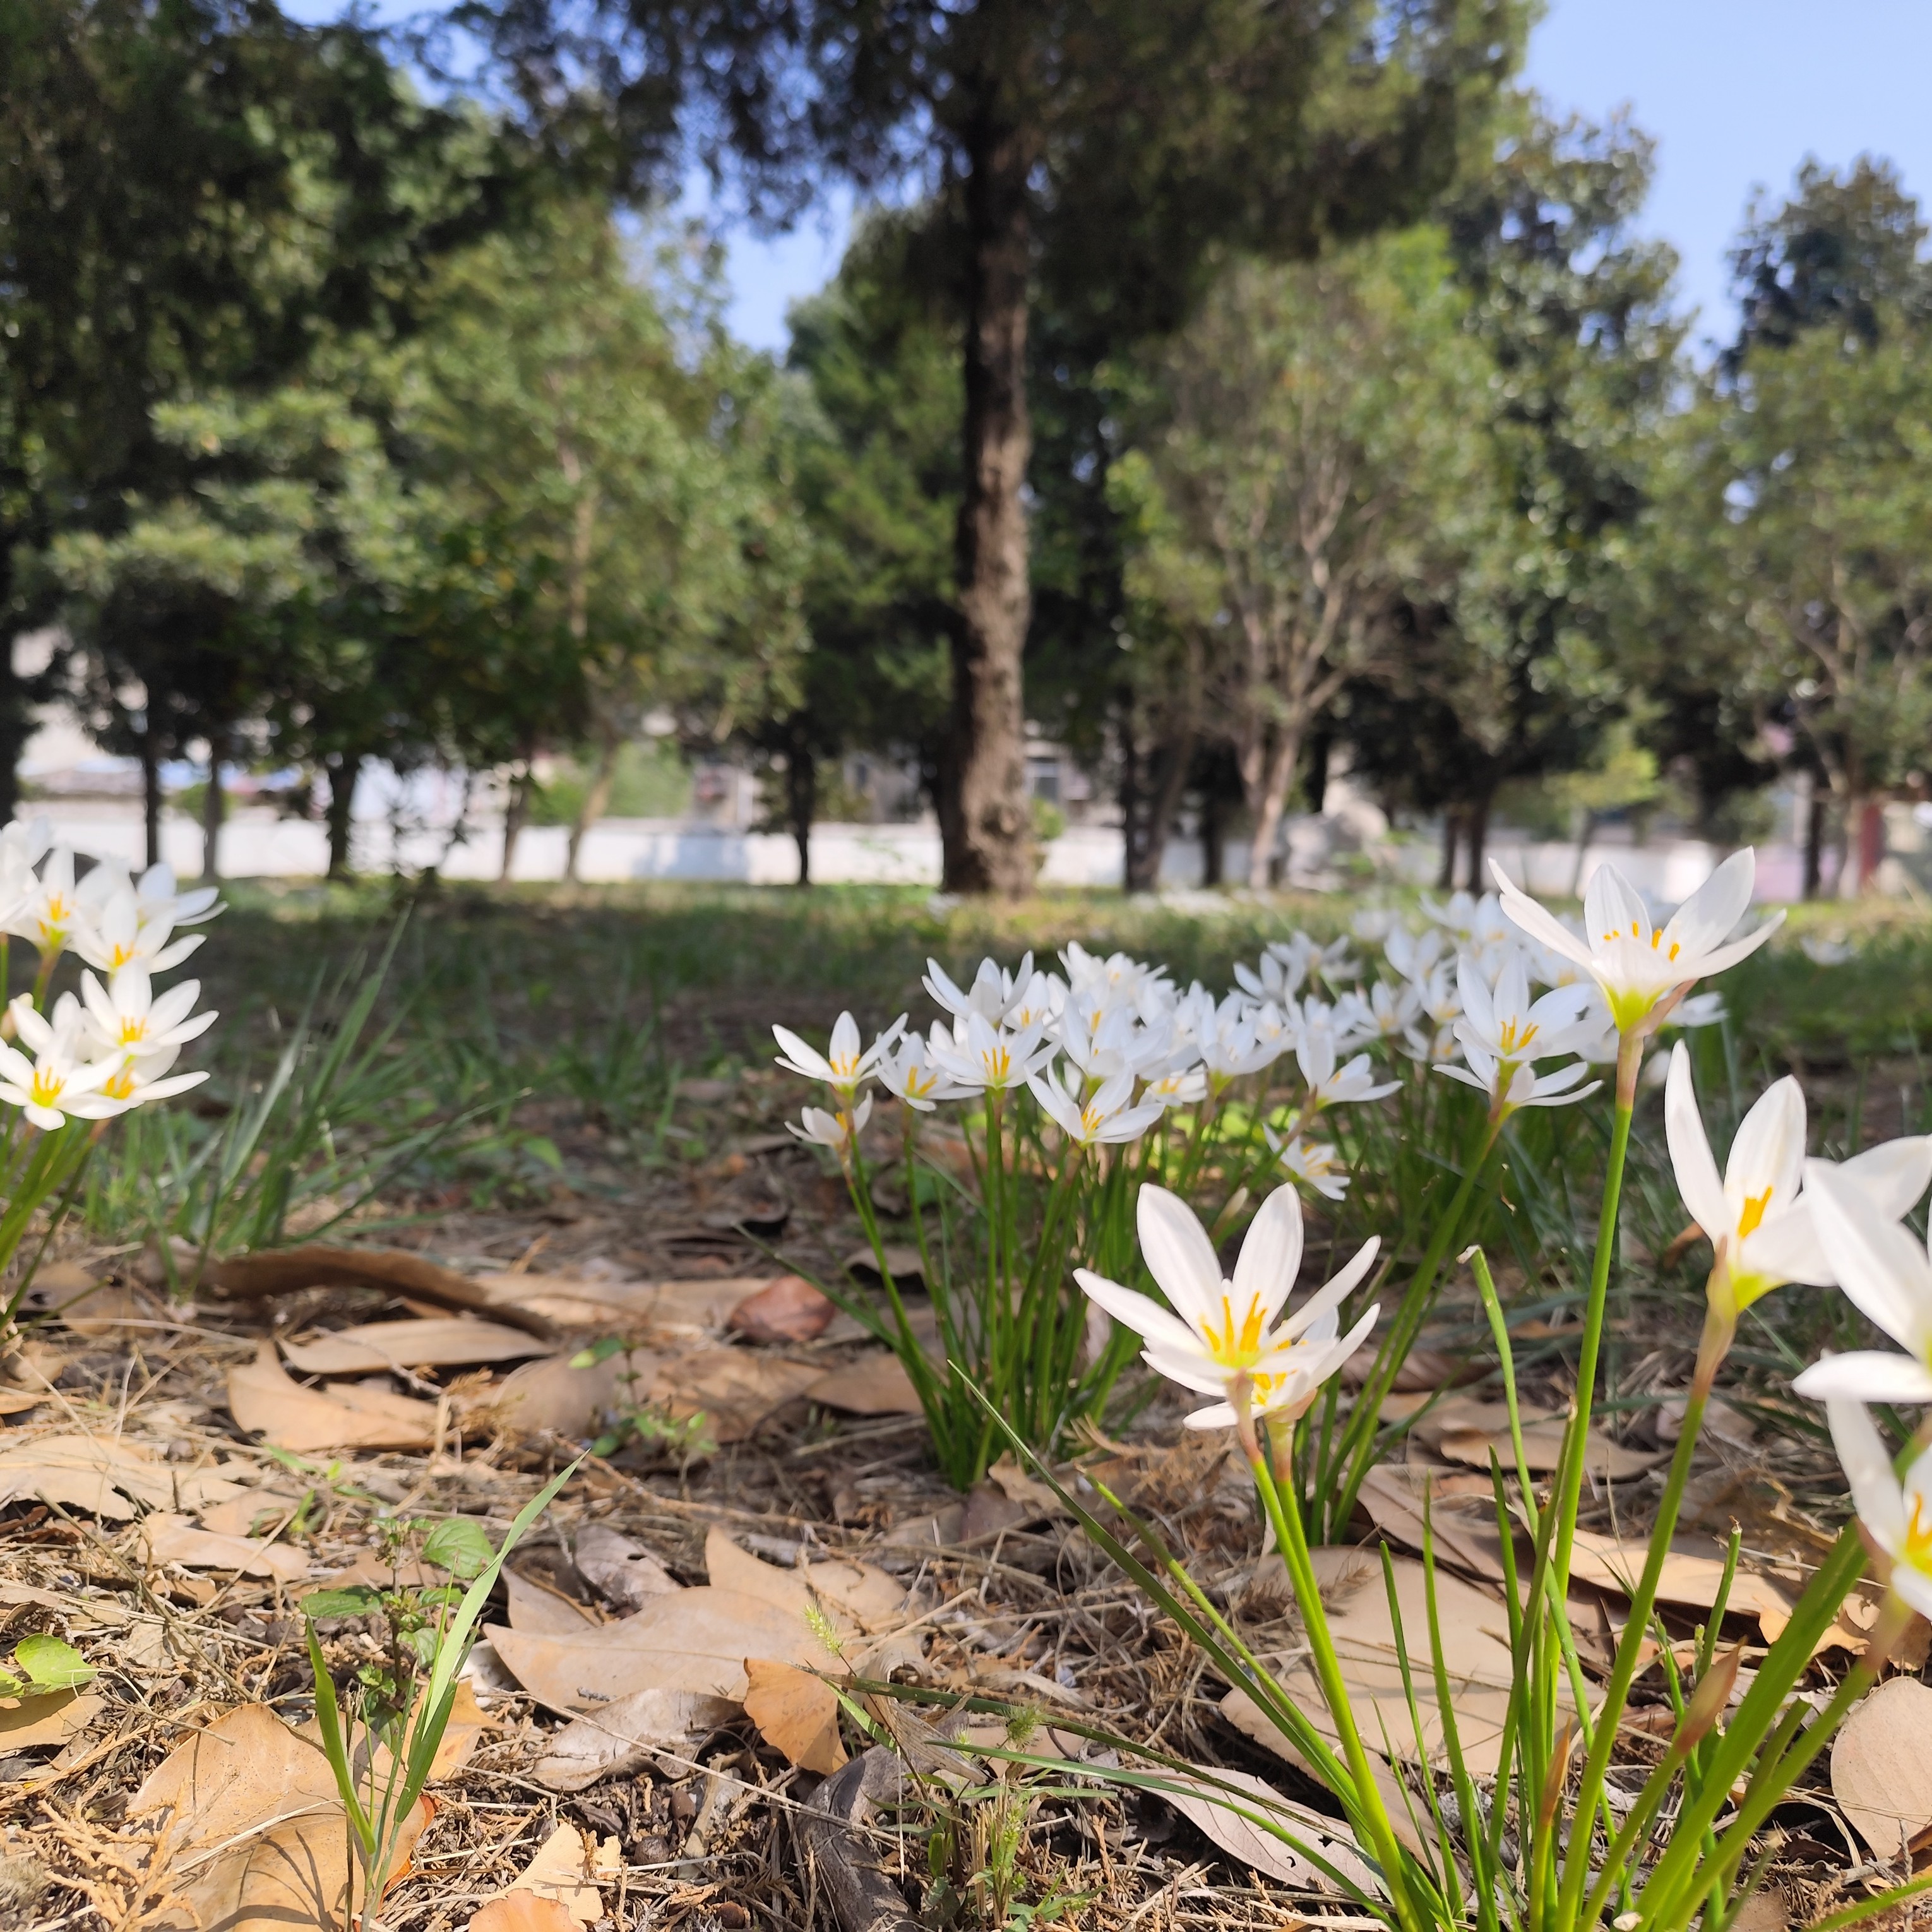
[1130,231,1484,888]
[773,216,957,882]
[0,0,511,828]
[403,198,804,878]
[464,0,1528,894]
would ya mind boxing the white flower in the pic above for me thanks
[930,1011,1054,1095]
[1436,953,1598,1118]
[5,846,87,958]
[1825,1400,1932,1621]
[1402,1022,1462,1066]
[80,967,217,1060]
[1383,925,1445,985]
[97,1042,210,1108]
[789,1093,872,1152]
[0,994,128,1130]
[1188,990,1289,1085]
[133,861,222,929]
[1139,1059,1208,1109]
[1414,960,1461,1028]
[773,1012,900,1101]
[1265,1125,1350,1201]
[923,953,1035,1025]
[1439,1049,1597,1118]
[1792,1163,1932,1405]
[1665,1044,1932,1325]
[71,888,205,974]
[1075,1184,1380,1431]
[874,1029,968,1112]
[1234,949,1306,1006]
[1296,1024,1398,1109]
[1027,1066,1165,1147]
[1661,991,1726,1030]
[1359,978,1422,1042]
[1491,852,1782,1037]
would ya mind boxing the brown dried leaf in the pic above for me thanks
[1355,1465,1508,1585]
[0,1432,250,1520]
[208,1244,556,1340]
[140,1511,309,1582]
[573,1524,677,1609]
[728,1275,835,1343]
[531,1688,736,1791]
[0,1690,104,1755]
[1565,1527,1817,1645]
[506,1822,620,1923]
[702,1528,909,1636]
[806,1352,924,1416]
[228,1340,439,1452]
[470,1895,580,1932]
[477,1273,764,1337]
[486,1587,830,1711]
[742,1658,846,1773]
[1157,1763,1378,1894]
[280,1318,546,1374]
[131,1702,427,1932]
[1832,1678,1932,1863]
[505,1571,600,1635]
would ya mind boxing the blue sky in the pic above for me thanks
[283,0,1932,356]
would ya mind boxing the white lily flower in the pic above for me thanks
[1665,1043,1932,1327]
[1296,1024,1398,1109]
[1438,1047,1597,1118]
[1662,991,1726,1030]
[1027,1065,1165,1147]
[1825,1400,1932,1620]
[1383,925,1446,985]
[1415,960,1461,1028]
[0,993,129,1129]
[80,967,217,1059]
[1188,990,1289,1085]
[1234,949,1305,1006]
[1402,1022,1462,1066]
[1360,978,1422,1042]
[1799,936,1854,967]
[1454,953,1597,1063]
[1792,1163,1932,1405]
[1264,1125,1351,1202]
[1139,1059,1208,1109]
[1075,1183,1380,1431]
[874,1030,968,1112]
[6,845,87,958]
[923,953,1036,1026]
[1491,851,1782,1039]
[97,1041,211,1108]
[772,1011,901,1100]
[1351,908,1399,944]
[789,1092,872,1153]
[134,861,223,929]
[71,888,205,974]
[931,1011,1054,1095]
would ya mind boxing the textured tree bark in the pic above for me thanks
[1244,727,1302,890]
[1126,724,1195,893]
[940,111,1035,898]
[1802,780,1827,900]
[1436,808,1460,893]
[325,751,362,880]
[566,726,619,882]
[787,738,816,888]
[1462,787,1493,892]
[499,762,533,883]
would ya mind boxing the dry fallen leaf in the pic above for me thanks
[742,1657,845,1773]
[487,1588,830,1711]
[702,1527,909,1638]
[506,1822,620,1924]
[141,1511,309,1582]
[657,1347,826,1443]
[228,1341,439,1452]
[574,1524,678,1608]
[506,1571,601,1634]
[131,1702,427,1932]
[531,1688,736,1791]
[470,1895,580,1932]
[0,1432,250,1520]
[0,1690,104,1755]
[1421,1398,1664,1480]
[484,1348,642,1436]
[477,1273,764,1337]
[427,1681,492,1780]
[280,1317,547,1374]
[986,1455,1066,1521]
[208,1244,556,1340]
[728,1275,835,1343]
[1832,1677,1932,1863]
[1156,1763,1379,1894]
[1565,1527,1810,1645]
[806,1352,924,1416]
[1355,1465,1508,1585]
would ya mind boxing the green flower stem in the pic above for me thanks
[1551,1037,1640,1601]
[1249,1412,1417,1930]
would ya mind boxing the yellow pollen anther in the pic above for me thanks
[1737,1187,1774,1239]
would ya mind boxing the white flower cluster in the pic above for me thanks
[0,820,220,1129]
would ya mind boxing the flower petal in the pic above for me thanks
[1230,1184,1304,1326]
[1074,1269,1211,1360]
[1136,1185,1226,1328]
[1669,849,1756,954]
[1726,1075,1806,1218]
[1806,1164,1932,1356]
[1664,1044,1728,1238]
[1836,1135,1932,1220]
[1793,1352,1932,1404]
[1826,1399,1907,1554]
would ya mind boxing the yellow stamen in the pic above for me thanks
[28,1071,64,1109]
[1737,1187,1774,1239]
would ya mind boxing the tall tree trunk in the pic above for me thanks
[1855,797,1885,895]
[499,762,533,883]
[1201,787,1227,888]
[200,730,227,884]
[1462,787,1493,893]
[1568,808,1597,898]
[1245,728,1302,890]
[140,728,162,871]
[1436,808,1460,892]
[566,727,621,883]
[1802,779,1827,901]
[787,738,816,889]
[940,111,1034,898]
[1126,725,1196,893]
[325,752,362,880]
